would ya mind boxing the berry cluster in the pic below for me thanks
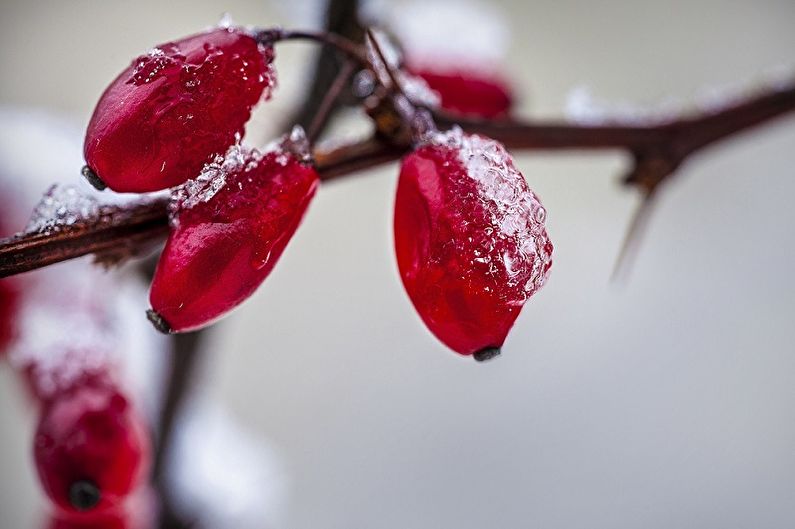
[79,23,553,359]
[1,265,150,519]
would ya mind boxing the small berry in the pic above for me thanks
[409,66,513,119]
[46,510,129,529]
[394,128,552,357]
[84,26,276,192]
[34,376,149,513]
[148,133,319,332]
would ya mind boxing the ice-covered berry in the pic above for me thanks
[84,26,276,192]
[148,131,318,333]
[394,128,552,358]
[34,376,150,513]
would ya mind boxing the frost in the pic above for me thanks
[25,184,99,234]
[170,128,308,223]
[283,125,312,164]
[565,85,686,126]
[428,127,553,298]
[399,71,441,108]
[170,143,259,219]
[166,397,287,529]
[7,262,117,397]
[567,65,795,125]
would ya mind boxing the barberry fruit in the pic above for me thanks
[84,26,275,192]
[409,66,513,119]
[394,128,552,359]
[148,132,318,333]
[34,376,149,513]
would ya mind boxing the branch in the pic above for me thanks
[1,81,793,279]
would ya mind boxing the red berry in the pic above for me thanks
[47,511,128,529]
[84,26,275,192]
[148,135,319,332]
[34,376,150,514]
[394,128,552,358]
[409,66,513,119]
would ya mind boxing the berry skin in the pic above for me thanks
[84,27,275,193]
[47,511,129,529]
[148,139,319,333]
[34,376,150,514]
[409,66,513,119]
[394,128,552,358]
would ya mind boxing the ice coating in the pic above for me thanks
[427,127,552,298]
[395,127,553,355]
[151,133,319,332]
[170,143,257,220]
[25,184,100,234]
[566,66,795,125]
[84,26,276,192]
[169,127,311,225]
[399,71,442,108]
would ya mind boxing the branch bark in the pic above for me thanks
[1,81,793,279]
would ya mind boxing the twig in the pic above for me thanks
[1,82,794,279]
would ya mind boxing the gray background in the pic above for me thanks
[1,1,795,528]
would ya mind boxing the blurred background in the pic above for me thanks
[1,0,795,528]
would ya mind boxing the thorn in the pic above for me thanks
[473,347,501,362]
[81,165,107,191]
[365,28,404,96]
[146,309,172,334]
[611,189,657,283]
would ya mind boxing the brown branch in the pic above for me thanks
[1,82,793,279]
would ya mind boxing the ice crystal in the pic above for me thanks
[428,127,552,298]
[25,184,99,234]
[170,143,258,220]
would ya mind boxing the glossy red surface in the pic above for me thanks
[394,131,552,356]
[411,66,513,119]
[84,27,274,192]
[34,376,150,514]
[149,147,319,332]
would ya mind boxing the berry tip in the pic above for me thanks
[69,480,101,511]
[473,347,501,362]
[146,309,172,334]
[81,165,107,191]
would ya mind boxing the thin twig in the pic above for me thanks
[307,60,357,143]
[1,82,794,279]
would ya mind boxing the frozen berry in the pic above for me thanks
[34,376,150,513]
[409,66,513,119]
[84,26,276,192]
[394,128,552,358]
[148,132,318,333]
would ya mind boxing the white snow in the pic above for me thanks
[372,0,510,72]
[166,396,287,529]
[25,184,100,234]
